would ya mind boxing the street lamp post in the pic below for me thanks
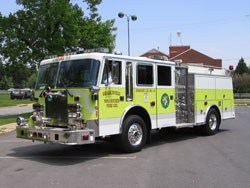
[118,12,137,56]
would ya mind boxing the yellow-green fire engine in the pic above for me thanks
[16,48,235,153]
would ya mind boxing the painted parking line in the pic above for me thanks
[0,140,31,143]
[0,155,136,160]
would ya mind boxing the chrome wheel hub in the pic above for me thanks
[209,114,217,131]
[128,123,143,146]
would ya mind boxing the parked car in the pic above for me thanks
[10,88,33,99]
[7,88,15,92]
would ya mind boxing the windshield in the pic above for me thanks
[35,59,100,90]
[35,62,59,90]
[56,59,100,88]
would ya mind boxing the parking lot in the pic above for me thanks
[0,106,250,188]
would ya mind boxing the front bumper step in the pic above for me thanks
[16,127,95,145]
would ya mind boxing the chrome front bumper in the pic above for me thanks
[16,126,95,145]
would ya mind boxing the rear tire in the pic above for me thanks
[119,115,147,153]
[202,108,220,136]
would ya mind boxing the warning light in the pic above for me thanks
[82,135,89,141]
[229,65,234,71]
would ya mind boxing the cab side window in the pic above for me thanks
[102,60,122,85]
[137,64,153,85]
[157,65,172,86]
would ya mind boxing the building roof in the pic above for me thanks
[140,46,222,68]
[140,48,169,60]
[169,46,222,68]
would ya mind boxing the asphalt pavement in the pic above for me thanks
[0,106,250,188]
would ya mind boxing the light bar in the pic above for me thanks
[84,48,109,53]
[45,47,109,60]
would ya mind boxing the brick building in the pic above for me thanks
[141,46,222,68]
[169,46,222,68]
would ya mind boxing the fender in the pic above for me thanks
[204,104,221,124]
[119,104,151,133]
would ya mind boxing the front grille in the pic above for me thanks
[45,93,68,124]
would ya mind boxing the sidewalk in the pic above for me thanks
[0,104,32,135]
[0,123,16,135]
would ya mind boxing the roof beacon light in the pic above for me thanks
[229,65,234,71]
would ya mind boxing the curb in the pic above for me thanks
[234,103,249,106]
[17,103,33,107]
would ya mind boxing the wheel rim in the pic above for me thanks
[209,114,217,131]
[128,123,143,146]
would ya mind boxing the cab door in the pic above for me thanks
[134,63,157,129]
[156,64,176,128]
[98,58,127,136]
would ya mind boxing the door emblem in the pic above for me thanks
[161,93,170,109]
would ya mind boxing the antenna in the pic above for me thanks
[177,31,183,46]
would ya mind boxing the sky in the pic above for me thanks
[0,0,250,68]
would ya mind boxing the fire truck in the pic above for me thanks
[16,48,235,153]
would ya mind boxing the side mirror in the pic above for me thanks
[89,86,100,101]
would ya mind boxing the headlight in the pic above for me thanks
[68,103,81,112]
[16,117,28,126]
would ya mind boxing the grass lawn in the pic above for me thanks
[0,113,32,126]
[0,93,33,107]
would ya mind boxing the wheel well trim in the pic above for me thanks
[204,104,221,124]
[119,104,151,132]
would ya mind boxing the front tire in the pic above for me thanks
[119,115,147,153]
[202,108,220,136]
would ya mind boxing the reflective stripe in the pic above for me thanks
[71,90,95,114]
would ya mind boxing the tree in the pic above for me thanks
[80,0,116,50]
[0,0,116,88]
[83,0,102,19]
[1,0,81,66]
[0,0,116,66]
[0,61,4,78]
[233,58,250,94]
[79,18,116,50]
[233,73,250,94]
[234,57,249,75]
[0,61,13,89]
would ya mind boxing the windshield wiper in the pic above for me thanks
[60,77,73,97]
[39,85,49,97]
